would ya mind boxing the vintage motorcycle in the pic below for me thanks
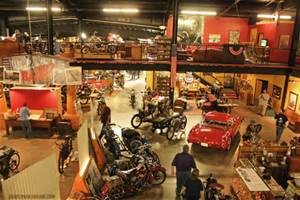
[81,36,117,55]
[103,154,166,199]
[0,146,20,179]
[77,83,92,105]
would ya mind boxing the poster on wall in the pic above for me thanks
[52,68,67,85]
[209,34,221,43]
[229,30,240,44]
[4,70,21,84]
[272,85,282,100]
[0,67,3,82]
[66,67,82,85]
[279,35,290,49]
[288,92,298,111]
[258,33,264,46]
[84,158,102,195]
[178,15,204,44]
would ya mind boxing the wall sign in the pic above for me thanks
[209,34,221,43]
[288,91,298,111]
[4,70,20,84]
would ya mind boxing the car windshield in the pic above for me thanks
[202,119,230,130]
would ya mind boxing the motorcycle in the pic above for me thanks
[0,146,20,179]
[100,126,122,160]
[129,89,136,109]
[77,83,92,105]
[204,174,236,200]
[81,36,117,55]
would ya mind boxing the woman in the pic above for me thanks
[181,168,203,200]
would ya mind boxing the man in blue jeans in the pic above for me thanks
[19,102,31,138]
[172,145,196,199]
[274,109,288,143]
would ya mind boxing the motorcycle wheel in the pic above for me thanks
[166,125,175,141]
[9,152,20,171]
[151,168,167,185]
[180,115,187,129]
[58,153,65,174]
[81,46,90,54]
[131,114,143,129]
[107,45,117,54]
[129,139,143,153]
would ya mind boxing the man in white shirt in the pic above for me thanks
[258,89,270,116]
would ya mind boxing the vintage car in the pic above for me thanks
[187,111,243,150]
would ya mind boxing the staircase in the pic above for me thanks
[192,72,222,87]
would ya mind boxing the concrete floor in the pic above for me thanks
[0,72,297,200]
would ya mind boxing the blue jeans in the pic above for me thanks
[276,126,284,143]
[176,171,190,196]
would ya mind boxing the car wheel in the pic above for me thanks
[131,114,143,129]
[81,46,90,54]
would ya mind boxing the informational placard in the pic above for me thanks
[4,70,21,84]
[2,154,60,200]
[66,67,82,85]
[236,167,270,192]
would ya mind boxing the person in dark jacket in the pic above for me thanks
[181,168,203,200]
[100,101,111,126]
[172,145,197,198]
[274,109,288,143]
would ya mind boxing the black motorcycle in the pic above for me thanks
[77,84,92,105]
[0,146,20,179]
[121,128,160,163]
[242,122,262,143]
[100,126,121,160]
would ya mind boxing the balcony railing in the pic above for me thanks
[0,39,292,65]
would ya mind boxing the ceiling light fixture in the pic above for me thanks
[26,6,62,12]
[181,10,217,16]
[257,14,292,20]
[102,8,139,13]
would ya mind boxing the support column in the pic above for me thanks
[281,75,290,111]
[0,85,7,131]
[64,85,81,130]
[288,0,300,66]
[0,17,7,36]
[170,0,179,107]
[47,0,54,55]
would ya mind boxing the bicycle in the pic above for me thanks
[56,135,73,174]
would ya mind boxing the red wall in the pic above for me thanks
[10,89,58,111]
[203,16,249,44]
[251,22,294,63]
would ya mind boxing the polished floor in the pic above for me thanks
[0,73,297,200]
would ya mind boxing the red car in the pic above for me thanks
[187,111,243,150]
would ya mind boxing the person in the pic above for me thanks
[258,89,270,116]
[100,101,111,126]
[274,109,288,143]
[19,103,31,138]
[181,168,203,200]
[172,144,197,198]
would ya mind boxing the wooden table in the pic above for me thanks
[5,118,53,135]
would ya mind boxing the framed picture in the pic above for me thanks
[272,85,282,100]
[288,92,298,111]
[229,30,240,44]
[0,67,3,82]
[279,35,290,49]
[208,34,221,43]
[4,70,21,84]
[66,67,82,85]
[52,68,67,85]
[84,158,103,196]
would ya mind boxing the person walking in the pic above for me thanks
[19,102,31,138]
[172,145,196,198]
[274,109,288,143]
[258,89,270,116]
[181,168,203,200]
[100,101,111,126]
